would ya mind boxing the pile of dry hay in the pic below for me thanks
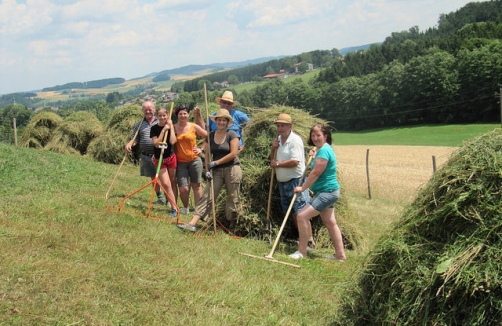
[44,111,103,155]
[337,129,502,325]
[88,104,143,164]
[19,111,63,149]
[218,105,362,249]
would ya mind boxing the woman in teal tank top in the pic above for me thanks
[289,123,346,262]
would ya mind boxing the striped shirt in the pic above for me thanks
[131,118,158,155]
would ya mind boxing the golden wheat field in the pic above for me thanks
[336,145,458,203]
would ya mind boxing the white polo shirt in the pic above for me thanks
[275,130,305,182]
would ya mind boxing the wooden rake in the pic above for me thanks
[239,154,313,268]
[105,117,144,199]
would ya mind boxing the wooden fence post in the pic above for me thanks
[366,149,371,199]
[13,118,17,146]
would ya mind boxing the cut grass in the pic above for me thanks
[2,125,497,324]
[0,143,358,325]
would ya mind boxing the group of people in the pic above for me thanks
[126,90,345,262]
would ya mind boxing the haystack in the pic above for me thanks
[219,105,361,249]
[44,111,103,155]
[338,129,502,325]
[88,104,143,163]
[19,111,63,148]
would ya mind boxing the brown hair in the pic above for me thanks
[307,123,332,146]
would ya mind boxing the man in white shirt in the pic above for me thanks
[270,113,315,250]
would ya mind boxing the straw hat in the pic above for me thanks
[210,109,234,127]
[274,113,292,124]
[215,91,238,106]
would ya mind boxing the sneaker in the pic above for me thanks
[180,207,189,214]
[170,209,178,218]
[325,254,346,262]
[177,222,196,232]
[307,240,316,251]
[289,251,304,260]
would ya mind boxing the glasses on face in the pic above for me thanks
[220,100,232,106]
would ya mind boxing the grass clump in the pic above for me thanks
[88,104,143,164]
[19,111,63,148]
[44,111,103,155]
[338,129,502,325]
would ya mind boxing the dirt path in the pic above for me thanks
[335,145,458,203]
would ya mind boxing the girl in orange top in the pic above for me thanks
[173,105,207,214]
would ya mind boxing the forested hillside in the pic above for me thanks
[184,0,502,131]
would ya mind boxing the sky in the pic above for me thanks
[0,0,481,95]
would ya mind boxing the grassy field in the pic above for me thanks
[334,123,500,146]
[0,124,499,324]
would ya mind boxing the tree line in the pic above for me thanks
[178,0,502,130]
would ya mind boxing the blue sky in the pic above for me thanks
[0,0,480,94]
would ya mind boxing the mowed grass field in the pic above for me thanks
[0,124,499,324]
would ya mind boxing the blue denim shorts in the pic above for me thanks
[278,177,307,214]
[310,189,340,211]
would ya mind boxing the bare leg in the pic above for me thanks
[295,204,320,256]
[179,185,190,208]
[191,182,202,207]
[320,208,346,261]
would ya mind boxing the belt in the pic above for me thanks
[141,152,153,156]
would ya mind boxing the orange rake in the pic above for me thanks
[117,102,180,223]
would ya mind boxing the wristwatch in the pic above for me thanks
[276,161,280,167]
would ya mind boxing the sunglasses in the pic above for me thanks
[220,100,232,106]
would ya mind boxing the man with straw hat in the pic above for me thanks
[270,113,315,250]
[209,90,249,151]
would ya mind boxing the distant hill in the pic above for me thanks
[3,44,377,98]
[144,56,287,78]
[339,43,379,55]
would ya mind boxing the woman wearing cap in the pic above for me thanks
[173,104,208,214]
[209,91,249,151]
[289,123,346,261]
[177,109,242,232]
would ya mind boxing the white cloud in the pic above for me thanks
[0,0,482,94]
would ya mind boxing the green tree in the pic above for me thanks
[227,75,239,85]
[0,104,32,128]
[106,92,122,103]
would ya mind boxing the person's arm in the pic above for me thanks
[167,120,177,145]
[193,107,205,129]
[194,123,208,138]
[125,122,141,153]
[296,157,327,192]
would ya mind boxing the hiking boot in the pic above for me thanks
[177,222,196,232]
[180,207,189,214]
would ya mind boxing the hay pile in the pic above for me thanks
[222,105,361,249]
[88,104,143,164]
[44,111,103,155]
[338,129,502,325]
[19,111,63,149]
